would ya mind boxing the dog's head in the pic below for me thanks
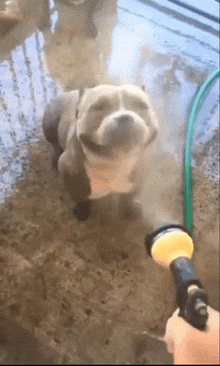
[76,85,159,158]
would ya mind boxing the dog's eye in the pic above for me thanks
[92,100,109,111]
[134,100,149,110]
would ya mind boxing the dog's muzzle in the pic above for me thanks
[114,113,134,125]
[97,111,149,150]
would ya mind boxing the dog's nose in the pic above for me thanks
[115,114,133,124]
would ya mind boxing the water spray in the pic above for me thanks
[144,69,220,331]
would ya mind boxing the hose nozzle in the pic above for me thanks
[145,225,209,330]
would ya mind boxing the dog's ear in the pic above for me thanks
[43,96,65,145]
[58,130,91,202]
[141,85,145,92]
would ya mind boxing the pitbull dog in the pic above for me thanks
[43,85,159,220]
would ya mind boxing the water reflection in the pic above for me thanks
[44,0,118,90]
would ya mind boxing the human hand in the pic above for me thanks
[164,306,220,364]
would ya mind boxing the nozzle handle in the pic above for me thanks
[170,257,209,330]
[145,225,209,331]
[179,288,208,330]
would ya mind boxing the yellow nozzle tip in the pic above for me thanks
[151,230,194,268]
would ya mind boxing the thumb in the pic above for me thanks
[164,336,175,354]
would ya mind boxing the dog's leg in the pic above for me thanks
[43,96,66,169]
[58,150,92,221]
[43,96,65,146]
[72,200,91,221]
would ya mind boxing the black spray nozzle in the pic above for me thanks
[144,225,209,330]
[170,256,208,330]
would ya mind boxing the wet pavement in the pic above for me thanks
[0,0,219,364]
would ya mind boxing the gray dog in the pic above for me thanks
[43,84,159,220]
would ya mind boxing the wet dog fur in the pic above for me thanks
[43,84,159,221]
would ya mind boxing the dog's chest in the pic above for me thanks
[84,155,138,199]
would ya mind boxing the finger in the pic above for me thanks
[165,309,179,336]
[164,336,174,354]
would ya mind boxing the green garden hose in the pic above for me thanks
[184,68,220,236]
[145,70,220,331]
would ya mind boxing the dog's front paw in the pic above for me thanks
[72,200,91,221]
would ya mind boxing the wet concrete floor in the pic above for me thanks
[0,0,219,364]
